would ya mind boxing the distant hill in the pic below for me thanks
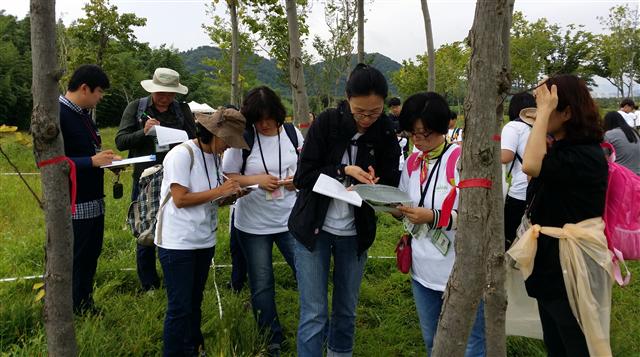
[179,46,401,97]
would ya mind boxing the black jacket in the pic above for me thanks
[288,101,401,255]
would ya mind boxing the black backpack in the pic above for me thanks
[240,123,300,174]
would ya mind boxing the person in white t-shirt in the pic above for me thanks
[502,92,536,248]
[446,110,463,144]
[221,86,302,355]
[155,109,247,356]
[392,92,485,356]
[618,98,638,129]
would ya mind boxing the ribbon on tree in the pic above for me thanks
[37,156,77,214]
[438,177,493,229]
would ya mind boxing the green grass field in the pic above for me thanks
[0,128,638,356]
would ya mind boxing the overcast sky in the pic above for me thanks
[3,0,639,94]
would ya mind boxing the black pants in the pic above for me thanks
[72,215,104,312]
[537,298,589,357]
[504,195,527,249]
[229,221,247,291]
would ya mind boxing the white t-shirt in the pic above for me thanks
[155,140,221,250]
[618,110,637,128]
[501,121,531,201]
[222,127,304,235]
[398,145,461,291]
[398,137,408,171]
[447,127,464,143]
[322,133,363,236]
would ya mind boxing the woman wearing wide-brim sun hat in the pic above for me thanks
[154,107,249,356]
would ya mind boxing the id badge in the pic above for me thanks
[404,220,429,240]
[430,229,450,256]
[266,186,285,201]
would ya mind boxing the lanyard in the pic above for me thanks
[79,113,101,149]
[255,127,282,179]
[197,140,222,190]
[418,152,445,208]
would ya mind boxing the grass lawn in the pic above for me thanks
[0,128,638,356]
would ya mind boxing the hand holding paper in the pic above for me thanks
[146,126,189,146]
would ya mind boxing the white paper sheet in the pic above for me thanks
[101,155,156,168]
[312,174,363,207]
[146,126,189,146]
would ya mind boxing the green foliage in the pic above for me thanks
[0,11,32,129]
[391,42,469,103]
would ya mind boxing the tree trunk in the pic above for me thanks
[483,1,515,356]
[420,0,436,91]
[357,0,364,63]
[30,0,78,356]
[285,0,311,135]
[431,0,510,355]
[229,0,240,106]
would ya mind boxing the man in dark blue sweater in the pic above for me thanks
[59,64,118,314]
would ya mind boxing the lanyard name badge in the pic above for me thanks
[404,148,451,256]
[256,128,285,201]
[80,112,102,152]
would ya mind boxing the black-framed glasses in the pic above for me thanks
[411,130,435,140]
[352,111,383,120]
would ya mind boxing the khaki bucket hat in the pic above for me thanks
[141,68,188,94]
[519,107,536,126]
[195,108,249,150]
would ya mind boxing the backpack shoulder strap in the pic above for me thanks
[283,123,300,155]
[179,142,195,170]
[136,97,149,123]
[172,100,185,126]
[240,128,256,175]
[406,151,421,177]
[446,146,462,186]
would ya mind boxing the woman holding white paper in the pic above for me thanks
[393,92,486,356]
[221,86,303,355]
[288,64,401,357]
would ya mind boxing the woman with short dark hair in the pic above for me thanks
[603,111,640,174]
[289,64,400,356]
[222,86,303,355]
[393,92,486,356]
[520,74,609,356]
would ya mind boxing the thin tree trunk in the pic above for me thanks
[357,0,364,63]
[285,0,311,135]
[229,0,240,106]
[420,0,436,91]
[431,0,510,355]
[483,0,515,356]
[30,0,78,355]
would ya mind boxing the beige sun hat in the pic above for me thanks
[195,108,250,150]
[140,68,188,95]
[519,107,536,126]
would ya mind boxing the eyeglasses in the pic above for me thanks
[411,131,435,140]
[352,110,383,121]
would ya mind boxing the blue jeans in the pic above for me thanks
[411,279,486,357]
[158,246,215,357]
[295,231,368,357]
[237,230,296,345]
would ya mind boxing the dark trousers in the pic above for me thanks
[504,195,527,249]
[132,180,161,290]
[72,215,104,312]
[159,246,215,357]
[229,216,247,291]
[537,298,589,357]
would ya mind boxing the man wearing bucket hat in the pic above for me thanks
[156,107,247,356]
[115,67,197,291]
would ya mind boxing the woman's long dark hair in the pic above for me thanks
[604,111,639,143]
[544,75,603,144]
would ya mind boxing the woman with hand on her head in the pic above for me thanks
[221,86,303,356]
[393,92,486,357]
[155,109,247,356]
[288,64,400,357]
[520,75,609,357]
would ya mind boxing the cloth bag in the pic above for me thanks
[507,218,614,357]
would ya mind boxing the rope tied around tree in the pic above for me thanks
[36,156,77,214]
